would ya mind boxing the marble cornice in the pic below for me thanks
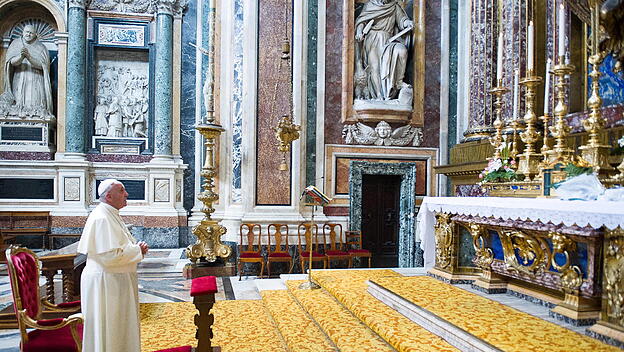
[68,0,89,9]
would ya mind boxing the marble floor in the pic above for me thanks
[0,249,602,350]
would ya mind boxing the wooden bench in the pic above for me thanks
[0,211,51,252]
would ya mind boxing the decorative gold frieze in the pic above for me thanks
[434,212,454,270]
[499,229,550,277]
[604,227,624,326]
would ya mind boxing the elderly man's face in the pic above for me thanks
[106,183,129,210]
[22,27,36,43]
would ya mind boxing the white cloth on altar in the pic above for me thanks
[417,196,624,270]
[78,202,144,352]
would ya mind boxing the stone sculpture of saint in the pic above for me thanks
[94,96,109,136]
[1,25,53,116]
[106,96,123,137]
[355,0,413,101]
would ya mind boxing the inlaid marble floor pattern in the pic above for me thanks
[0,249,597,350]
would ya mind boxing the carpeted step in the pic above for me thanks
[211,300,289,352]
[261,289,337,351]
[140,302,197,352]
[370,276,621,352]
[310,270,459,352]
[285,280,396,352]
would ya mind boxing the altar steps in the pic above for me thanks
[212,270,619,352]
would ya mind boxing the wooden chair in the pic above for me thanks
[267,224,293,277]
[297,223,327,273]
[323,223,350,268]
[237,223,265,281]
[345,230,372,268]
[6,246,83,352]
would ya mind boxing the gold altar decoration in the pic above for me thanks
[499,229,549,277]
[539,112,552,156]
[469,223,493,269]
[546,57,575,166]
[434,212,454,270]
[604,227,624,326]
[517,71,543,181]
[272,24,300,171]
[488,80,510,161]
[578,2,614,175]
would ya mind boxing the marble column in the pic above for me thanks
[65,0,87,156]
[154,0,175,158]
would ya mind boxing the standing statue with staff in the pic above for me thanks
[354,0,414,101]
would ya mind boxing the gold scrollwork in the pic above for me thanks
[604,227,624,326]
[499,229,551,277]
[549,231,584,293]
[468,223,493,269]
[434,212,454,270]
[560,266,583,293]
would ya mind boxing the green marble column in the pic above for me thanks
[154,0,175,157]
[65,0,87,155]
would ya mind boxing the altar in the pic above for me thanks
[417,196,624,342]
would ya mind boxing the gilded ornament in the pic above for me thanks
[434,212,454,270]
[560,266,583,293]
[499,229,550,277]
[469,223,493,269]
[604,227,624,326]
[549,231,576,272]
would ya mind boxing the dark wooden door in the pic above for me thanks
[361,174,401,267]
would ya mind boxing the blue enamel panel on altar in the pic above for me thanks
[589,54,624,107]
[489,230,505,260]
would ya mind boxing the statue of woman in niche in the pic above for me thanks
[94,96,109,136]
[354,0,413,101]
[1,25,53,117]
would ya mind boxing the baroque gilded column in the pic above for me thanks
[154,0,176,158]
[65,0,88,157]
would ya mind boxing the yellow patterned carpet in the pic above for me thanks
[373,276,621,352]
[286,280,394,352]
[212,300,288,352]
[310,270,459,352]
[261,290,337,351]
[140,302,197,352]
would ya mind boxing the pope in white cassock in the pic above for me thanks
[78,179,149,352]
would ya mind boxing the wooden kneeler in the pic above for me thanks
[190,276,220,352]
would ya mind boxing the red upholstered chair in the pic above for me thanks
[345,230,372,268]
[267,224,293,277]
[323,223,350,268]
[6,246,83,352]
[297,223,327,273]
[237,223,265,281]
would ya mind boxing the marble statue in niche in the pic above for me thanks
[94,63,149,137]
[354,0,413,106]
[0,24,54,120]
[342,120,422,146]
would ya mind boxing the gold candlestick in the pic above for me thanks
[488,80,510,160]
[546,56,575,166]
[517,71,543,180]
[540,113,552,155]
[506,119,522,160]
[186,123,233,263]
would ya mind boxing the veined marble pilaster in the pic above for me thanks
[231,0,244,203]
[154,2,174,157]
[65,0,87,156]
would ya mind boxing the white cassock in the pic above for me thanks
[78,202,143,352]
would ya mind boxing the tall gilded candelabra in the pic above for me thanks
[578,2,614,175]
[488,80,510,160]
[517,70,543,180]
[185,4,231,264]
[546,57,575,166]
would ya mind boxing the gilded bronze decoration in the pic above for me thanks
[517,73,543,181]
[434,212,454,270]
[546,59,575,166]
[604,226,624,326]
[274,114,300,171]
[469,223,493,269]
[499,229,550,277]
[488,81,510,161]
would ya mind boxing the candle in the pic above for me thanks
[558,4,566,58]
[513,69,519,120]
[544,58,551,115]
[497,33,504,81]
[527,21,534,72]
